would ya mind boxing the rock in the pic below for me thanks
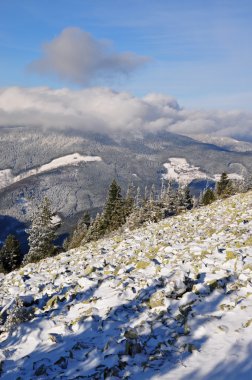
[136,261,150,270]
[148,291,165,308]
[84,265,95,276]
[34,364,47,376]
[20,295,34,307]
[54,356,68,369]
[44,295,60,310]
[124,329,138,340]
[125,340,142,357]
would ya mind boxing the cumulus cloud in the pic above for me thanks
[0,86,251,141]
[28,28,149,85]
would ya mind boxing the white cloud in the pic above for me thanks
[0,86,252,141]
[28,28,149,85]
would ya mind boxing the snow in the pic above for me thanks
[0,169,13,189]
[213,173,244,181]
[163,157,208,184]
[35,153,102,173]
[0,191,252,379]
[163,157,244,185]
[0,153,102,190]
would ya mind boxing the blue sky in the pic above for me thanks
[1,0,252,110]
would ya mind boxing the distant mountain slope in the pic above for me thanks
[0,153,102,190]
[0,127,252,225]
[187,133,252,152]
[0,191,251,379]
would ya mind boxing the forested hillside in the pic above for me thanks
[1,127,252,226]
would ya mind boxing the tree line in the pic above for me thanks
[0,172,250,273]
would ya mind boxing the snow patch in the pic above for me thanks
[0,169,13,189]
[163,157,208,185]
[0,153,102,190]
[163,157,244,185]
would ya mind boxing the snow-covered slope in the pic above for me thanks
[0,192,252,379]
[163,157,208,184]
[0,153,102,190]
[163,157,244,185]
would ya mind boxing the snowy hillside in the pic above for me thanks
[163,157,244,185]
[1,126,252,225]
[0,192,252,379]
[0,153,102,190]
[163,157,208,184]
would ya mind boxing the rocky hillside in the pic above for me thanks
[0,192,252,379]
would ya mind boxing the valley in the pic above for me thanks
[0,127,251,226]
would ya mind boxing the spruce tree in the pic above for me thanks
[161,181,177,216]
[176,185,193,212]
[135,186,141,208]
[0,234,22,273]
[84,212,106,242]
[182,185,193,210]
[102,179,126,233]
[201,187,216,205]
[124,183,135,218]
[68,212,91,249]
[23,197,59,264]
[84,180,131,241]
[82,212,91,229]
[126,183,165,229]
[216,173,233,197]
[149,184,156,202]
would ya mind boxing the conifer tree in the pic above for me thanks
[124,183,135,218]
[160,178,165,201]
[0,234,22,273]
[94,212,106,239]
[135,186,141,208]
[201,187,216,205]
[84,180,128,242]
[216,173,233,197]
[0,260,5,274]
[149,184,156,202]
[102,179,126,233]
[84,212,106,242]
[176,185,193,212]
[160,181,177,216]
[182,185,193,210]
[67,212,91,249]
[82,212,91,229]
[144,186,149,202]
[23,197,59,264]
[126,183,165,229]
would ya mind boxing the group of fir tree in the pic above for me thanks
[71,179,134,245]
[67,179,194,248]
[200,172,240,206]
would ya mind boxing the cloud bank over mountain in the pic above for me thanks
[0,86,251,141]
[28,28,149,85]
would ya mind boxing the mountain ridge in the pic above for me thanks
[0,127,251,228]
